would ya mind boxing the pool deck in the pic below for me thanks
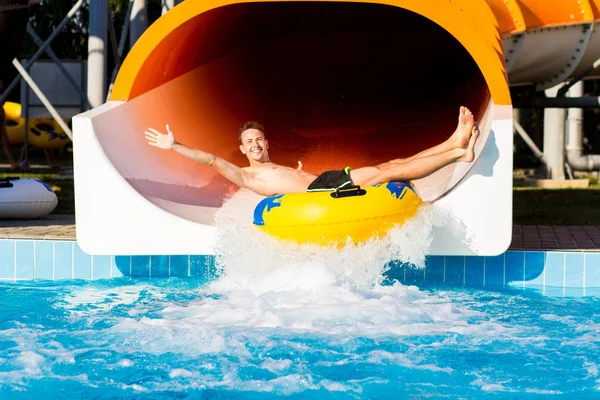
[0,215,599,251]
[0,215,76,240]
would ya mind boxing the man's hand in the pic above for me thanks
[145,124,175,150]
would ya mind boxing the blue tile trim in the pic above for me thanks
[505,251,525,286]
[465,256,484,287]
[191,255,204,277]
[131,256,150,277]
[425,256,444,283]
[54,241,73,280]
[383,260,404,284]
[170,255,189,277]
[484,254,505,287]
[0,240,15,280]
[190,255,215,279]
[93,255,112,280]
[545,252,565,287]
[151,256,169,277]
[15,241,34,279]
[405,263,425,285]
[114,256,131,277]
[445,256,465,286]
[35,241,54,280]
[111,256,124,278]
[585,254,600,288]
[1,240,600,296]
[565,253,584,288]
[73,243,92,280]
[524,252,545,286]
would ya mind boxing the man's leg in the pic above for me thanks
[351,125,479,187]
[377,106,476,169]
[44,148,59,169]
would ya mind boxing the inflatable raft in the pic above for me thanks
[0,177,58,219]
[253,181,422,246]
[2,102,70,149]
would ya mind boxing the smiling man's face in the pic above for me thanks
[239,128,270,164]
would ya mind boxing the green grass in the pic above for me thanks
[47,183,600,225]
[45,178,74,215]
[513,186,600,225]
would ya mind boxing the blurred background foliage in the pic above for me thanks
[20,0,163,60]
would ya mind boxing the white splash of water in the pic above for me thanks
[0,190,490,394]
[61,285,147,314]
[153,189,491,339]
[213,189,468,291]
[0,327,85,389]
[89,190,494,374]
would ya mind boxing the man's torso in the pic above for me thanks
[242,163,317,196]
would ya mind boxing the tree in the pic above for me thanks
[21,0,163,61]
[2,0,163,102]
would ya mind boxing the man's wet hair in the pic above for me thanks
[238,121,264,144]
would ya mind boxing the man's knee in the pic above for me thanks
[374,163,405,184]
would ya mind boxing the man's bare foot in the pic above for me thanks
[457,125,479,162]
[451,106,475,149]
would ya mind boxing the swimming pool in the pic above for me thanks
[1,270,599,398]
[2,203,599,398]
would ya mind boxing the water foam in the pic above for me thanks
[213,189,468,290]
[56,189,495,395]
[0,190,494,395]
[169,189,489,338]
[1,189,598,396]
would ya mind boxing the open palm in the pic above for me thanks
[145,125,175,149]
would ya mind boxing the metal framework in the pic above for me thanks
[0,0,138,165]
[1,0,598,179]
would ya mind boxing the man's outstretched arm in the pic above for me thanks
[144,125,250,189]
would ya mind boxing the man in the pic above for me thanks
[145,106,480,197]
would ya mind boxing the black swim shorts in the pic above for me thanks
[306,167,353,192]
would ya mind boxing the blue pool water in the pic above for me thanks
[1,276,599,398]
[2,201,600,398]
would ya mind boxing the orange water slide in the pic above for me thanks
[106,0,509,209]
[488,0,600,88]
[487,0,598,36]
[76,0,600,255]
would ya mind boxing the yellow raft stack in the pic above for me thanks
[253,181,422,246]
[2,102,70,149]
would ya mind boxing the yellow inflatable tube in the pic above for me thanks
[2,102,70,149]
[253,181,422,246]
